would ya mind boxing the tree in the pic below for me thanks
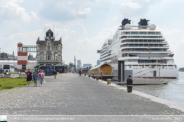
[69,62,74,67]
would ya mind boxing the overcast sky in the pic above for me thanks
[0,0,184,67]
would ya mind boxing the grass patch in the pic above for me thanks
[9,72,22,74]
[18,83,27,85]
[0,78,34,91]
[3,86,14,89]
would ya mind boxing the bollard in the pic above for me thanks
[107,79,111,84]
[85,74,86,76]
[96,77,99,81]
[89,75,90,77]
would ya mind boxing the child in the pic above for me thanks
[38,70,44,87]
[33,71,38,87]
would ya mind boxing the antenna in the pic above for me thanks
[53,26,55,36]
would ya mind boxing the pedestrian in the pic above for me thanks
[79,70,81,76]
[25,69,33,87]
[53,70,57,79]
[38,70,44,87]
[33,71,38,87]
[126,75,133,93]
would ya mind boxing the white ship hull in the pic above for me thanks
[110,63,179,79]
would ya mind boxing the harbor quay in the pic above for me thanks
[0,73,183,116]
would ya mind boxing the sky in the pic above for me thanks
[0,0,184,67]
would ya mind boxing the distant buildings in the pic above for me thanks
[83,64,92,68]
[77,60,82,68]
[0,52,17,60]
[97,60,100,65]
[28,53,36,60]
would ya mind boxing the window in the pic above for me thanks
[40,52,44,60]
[47,52,52,60]
[54,53,57,60]
[18,47,22,51]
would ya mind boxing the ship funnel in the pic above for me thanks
[122,18,131,26]
[138,19,150,26]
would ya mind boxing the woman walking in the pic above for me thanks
[38,70,44,87]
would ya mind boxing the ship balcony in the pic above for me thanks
[120,46,169,50]
[119,56,173,60]
[100,53,111,59]
[121,37,165,41]
[121,41,168,45]
[121,50,171,54]
[122,33,163,36]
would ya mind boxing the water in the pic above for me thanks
[133,72,184,105]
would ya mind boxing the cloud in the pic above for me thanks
[0,0,31,22]
[78,8,91,18]
[38,0,92,21]
[120,2,141,9]
[119,0,159,20]
[31,12,39,20]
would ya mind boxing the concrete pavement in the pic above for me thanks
[0,73,183,115]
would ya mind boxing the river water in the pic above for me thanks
[133,72,184,106]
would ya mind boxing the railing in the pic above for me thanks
[122,50,170,53]
[122,41,167,43]
[121,36,164,39]
[122,33,162,35]
[138,62,167,64]
[121,45,169,48]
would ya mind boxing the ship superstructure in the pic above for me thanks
[99,18,178,78]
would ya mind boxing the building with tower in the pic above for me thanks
[97,60,100,65]
[74,56,76,72]
[36,29,62,65]
[77,60,82,69]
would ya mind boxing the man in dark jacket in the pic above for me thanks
[126,75,133,93]
[79,70,81,76]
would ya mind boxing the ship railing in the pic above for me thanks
[121,45,169,47]
[122,50,170,52]
[122,41,167,43]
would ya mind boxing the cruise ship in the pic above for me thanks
[98,18,178,79]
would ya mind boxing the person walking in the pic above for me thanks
[53,70,57,79]
[25,69,33,87]
[126,75,133,93]
[33,71,38,87]
[79,70,81,76]
[38,70,44,87]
